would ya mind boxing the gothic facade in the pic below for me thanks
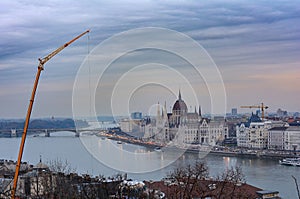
[144,91,228,147]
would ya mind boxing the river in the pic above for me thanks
[0,132,299,198]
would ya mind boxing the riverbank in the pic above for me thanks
[97,132,299,160]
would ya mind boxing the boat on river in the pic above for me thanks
[154,147,161,152]
[279,157,300,166]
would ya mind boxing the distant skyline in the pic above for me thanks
[1,0,299,118]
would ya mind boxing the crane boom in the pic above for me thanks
[11,30,90,199]
[39,30,90,67]
[241,102,269,120]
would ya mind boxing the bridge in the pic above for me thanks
[0,128,103,138]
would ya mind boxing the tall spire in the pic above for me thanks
[199,105,202,117]
[163,101,168,120]
[157,101,161,117]
[178,89,182,100]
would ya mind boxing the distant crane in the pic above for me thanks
[241,102,269,120]
[11,30,90,199]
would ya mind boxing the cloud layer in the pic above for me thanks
[0,0,299,118]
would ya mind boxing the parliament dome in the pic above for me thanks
[172,90,188,112]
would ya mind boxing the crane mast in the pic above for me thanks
[11,30,90,199]
[240,102,269,120]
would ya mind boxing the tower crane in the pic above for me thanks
[11,30,90,199]
[240,102,269,120]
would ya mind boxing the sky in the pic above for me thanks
[0,0,300,119]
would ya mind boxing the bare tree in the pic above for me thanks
[48,158,75,174]
[166,162,257,199]
[167,161,209,199]
[215,165,249,199]
[43,159,79,198]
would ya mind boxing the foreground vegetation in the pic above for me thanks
[3,159,297,199]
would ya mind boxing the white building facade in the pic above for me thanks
[268,127,287,150]
[236,122,269,149]
[236,114,289,149]
[268,126,300,151]
[236,114,270,149]
[236,114,297,150]
[284,126,300,151]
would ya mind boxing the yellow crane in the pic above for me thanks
[11,30,90,199]
[241,103,269,120]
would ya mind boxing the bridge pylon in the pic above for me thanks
[11,129,17,137]
[45,129,50,137]
[75,131,80,137]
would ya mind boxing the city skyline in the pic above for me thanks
[1,0,299,118]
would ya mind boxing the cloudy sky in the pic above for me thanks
[1,0,299,118]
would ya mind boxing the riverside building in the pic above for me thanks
[236,113,289,149]
[268,126,300,151]
[144,91,229,147]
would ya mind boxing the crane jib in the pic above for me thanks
[11,29,90,199]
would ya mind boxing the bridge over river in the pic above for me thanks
[0,128,102,138]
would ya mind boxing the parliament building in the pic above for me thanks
[144,91,229,147]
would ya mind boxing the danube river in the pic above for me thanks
[1,132,299,198]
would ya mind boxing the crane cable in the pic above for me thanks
[86,33,95,174]
[88,32,92,118]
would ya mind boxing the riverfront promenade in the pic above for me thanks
[97,131,300,160]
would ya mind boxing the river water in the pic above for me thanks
[0,132,299,199]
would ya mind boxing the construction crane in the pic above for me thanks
[240,102,269,120]
[11,30,90,199]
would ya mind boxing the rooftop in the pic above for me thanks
[145,179,263,199]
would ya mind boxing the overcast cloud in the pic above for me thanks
[0,0,299,118]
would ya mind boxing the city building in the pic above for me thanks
[119,118,145,136]
[236,113,286,149]
[284,126,300,151]
[236,123,248,148]
[131,112,142,120]
[119,119,134,133]
[236,113,267,149]
[276,108,288,118]
[268,125,300,151]
[268,127,287,150]
[231,108,238,116]
[144,91,228,147]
